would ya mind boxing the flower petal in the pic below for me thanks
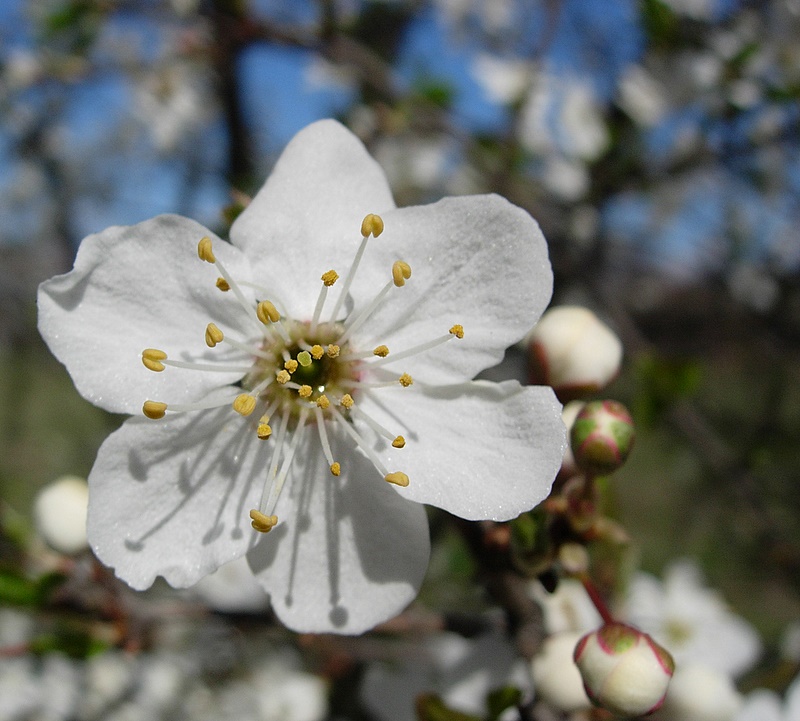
[247,432,430,634]
[38,215,255,415]
[354,195,553,383]
[230,120,396,320]
[86,395,263,589]
[357,380,566,520]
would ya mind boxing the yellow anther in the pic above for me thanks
[326,344,340,358]
[392,260,412,287]
[399,373,414,387]
[197,236,215,263]
[276,369,290,384]
[321,269,339,287]
[205,323,224,348]
[392,435,406,449]
[330,462,341,476]
[256,300,281,325]
[385,472,410,487]
[143,400,167,419]
[373,345,390,357]
[310,345,324,360]
[316,394,330,409]
[257,423,272,440]
[233,394,256,416]
[340,394,354,409]
[449,324,465,339]
[141,348,167,372]
[297,350,313,367]
[298,385,312,398]
[249,509,278,533]
[361,213,384,238]
[284,359,299,373]
[216,277,230,291]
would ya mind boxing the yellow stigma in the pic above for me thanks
[233,394,256,416]
[249,509,278,533]
[284,359,299,373]
[297,350,313,367]
[298,385,312,398]
[321,269,339,286]
[373,345,389,357]
[392,260,412,287]
[361,213,384,238]
[197,236,215,263]
[398,373,414,387]
[385,472,410,487]
[330,462,341,476]
[143,400,167,419]
[276,369,290,384]
[141,348,167,372]
[326,344,340,358]
[449,324,465,339]
[205,323,224,348]
[310,345,324,360]
[340,394,354,409]
[257,422,272,439]
[256,300,281,325]
[392,435,406,449]
[316,394,330,409]
[216,277,230,292]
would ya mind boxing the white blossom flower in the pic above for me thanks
[625,560,762,678]
[38,120,565,634]
[34,475,89,555]
[361,631,532,721]
[736,674,800,721]
[652,663,742,721]
[530,631,591,713]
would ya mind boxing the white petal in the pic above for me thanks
[38,215,255,415]
[87,395,263,589]
[230,120,396,320]
[358,380,566,521]
[354,195,553,383]
[247,432,429,634]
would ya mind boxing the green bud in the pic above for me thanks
[570,400,635,475]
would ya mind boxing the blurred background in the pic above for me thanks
[1,0,799,717]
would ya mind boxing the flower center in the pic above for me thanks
[140,214,464,535]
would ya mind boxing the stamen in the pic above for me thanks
[326,344,340,358]
[276,370,291,384]
[310,345,324,360]
[220,335,273,360]
[216,277,230,292]
[369,326,464,368]
[198,237,260,332]
[250,509,278,533]
[399,373,414,387]
[310,270,339,335]
[316,394,330,409]
[256,300,281,324]
[298,385,312,398]
[313,405,339,475]
[348,403,402,446]
[258,409,289,512]
[284,359,299,373]
[338,268,406,345]
[141,348,167,372]
[340,394,354,409]
[233,394,257,417]
[205,323,224,348]
[197,237,215,263]
[161,359,254,373]
[392,436,406,448]
[391,260,412,287]
[327,213,384,323]
[264,407,309,516]
[385,472,410,487]
[340,374,414,390]
[374,345,390,357]
[143,400,167,419]
[257,417,272,439]
[329,405,390,478]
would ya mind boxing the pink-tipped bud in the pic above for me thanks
[570,400,635,475]
[529,306,622,401]
[574,623,675,717]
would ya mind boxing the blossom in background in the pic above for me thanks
[531,631,592,714]
[651,663,743,721]
[33,475,89,555]
[360,630,532,721]
[625,560,762,677]
[38,119,565,633]
[735,674,800,721]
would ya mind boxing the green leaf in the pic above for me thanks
[416,694,481,721]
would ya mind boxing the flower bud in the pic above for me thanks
[570,400,635,475]
[573,623,675,717]
[529,306,622,400]
[33,475,89,555]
